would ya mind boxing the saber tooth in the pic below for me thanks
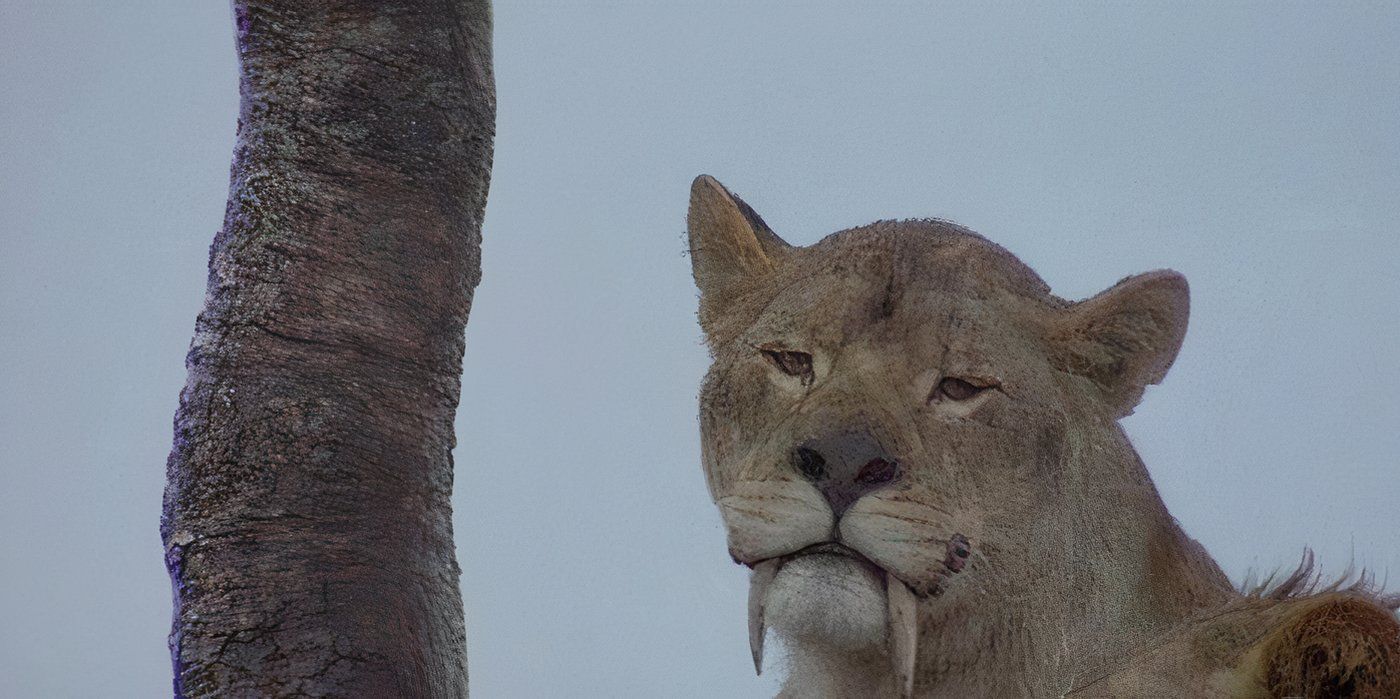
[887,575,918,698]
[748,559,781,675]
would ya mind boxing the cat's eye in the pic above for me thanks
[934,376,995,402]
[760,347,814,384]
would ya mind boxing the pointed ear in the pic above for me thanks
[1049,270,1189,417]
[687,175,791,331]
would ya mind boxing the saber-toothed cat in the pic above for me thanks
[685,175,1398,698]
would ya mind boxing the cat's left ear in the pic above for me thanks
[686,175,792,332]
[1049,270,1190,418]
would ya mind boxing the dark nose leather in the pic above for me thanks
[791,431,900,516]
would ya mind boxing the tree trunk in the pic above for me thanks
[161,2,493,696]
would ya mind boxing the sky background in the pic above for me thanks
[2,2,1398,697]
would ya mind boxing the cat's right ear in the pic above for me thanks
[687,175,791,332]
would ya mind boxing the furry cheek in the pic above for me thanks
[717,480,833,563]
[839,497,976,595]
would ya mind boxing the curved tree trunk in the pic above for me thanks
[161,1,493,696]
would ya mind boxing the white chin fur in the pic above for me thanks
[763,554,888,652]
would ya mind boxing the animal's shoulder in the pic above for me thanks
[1068,589,1400,698]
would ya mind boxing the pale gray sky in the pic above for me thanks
[2,2,1397,697]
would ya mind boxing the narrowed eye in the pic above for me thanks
[935,376,994,402]
[760,347,814,383]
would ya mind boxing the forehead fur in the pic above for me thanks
[808,220,1053,300]
[707,220,1063,348]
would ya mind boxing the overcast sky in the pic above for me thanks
[2,2,1398,697]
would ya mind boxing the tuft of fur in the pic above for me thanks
[1243,549,1400,610]
[1261,594,1400,699]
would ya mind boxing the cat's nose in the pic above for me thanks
[791,431,900,517]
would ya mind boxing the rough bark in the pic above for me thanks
[161,1,493,696]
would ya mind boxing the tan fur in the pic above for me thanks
[1068,568,1400,698]
[685,175,1399,697]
